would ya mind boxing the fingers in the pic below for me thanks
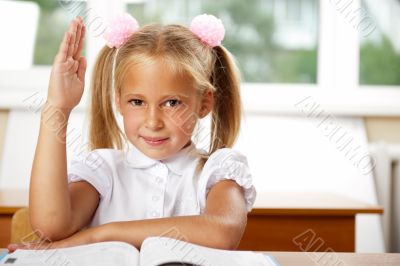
[7,243,34,252]
[72,17,84,59]
[74,17,84,57]
[55,17,84,64]
[66,20,77,59]
[7,243,18,252]
[74,18,82,55]
[77,57,87,83]
[67,17,85,59]
[64,57,76,72]
[62,52,85,79]
[7,241,52,252]
[74,24,86,60]
[55,32,71,64]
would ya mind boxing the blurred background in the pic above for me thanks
[0,0,399,253]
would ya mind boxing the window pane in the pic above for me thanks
[359,0,400,86]
[17,0,87,66]
[126,0,318,83]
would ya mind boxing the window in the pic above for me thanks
[285,0,302,22]
[2,0,399,115]
[126,0,319,83]
[359,0,400,86]
[18,0,87,65]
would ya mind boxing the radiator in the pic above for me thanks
[369,143,400,252]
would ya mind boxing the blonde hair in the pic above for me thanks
[88,23,242,172]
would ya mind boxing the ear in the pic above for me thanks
[198,89,214,119]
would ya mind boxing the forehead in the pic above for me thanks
[121,59,196,98]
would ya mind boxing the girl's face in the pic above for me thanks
[116,59,213,160]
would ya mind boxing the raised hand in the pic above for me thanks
[47,17,86,110]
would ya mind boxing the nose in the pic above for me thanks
[145,105,164,130]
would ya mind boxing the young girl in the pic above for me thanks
[9,13,256,251]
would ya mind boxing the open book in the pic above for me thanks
[0,237,279,266]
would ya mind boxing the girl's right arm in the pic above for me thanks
[29,17,99,241]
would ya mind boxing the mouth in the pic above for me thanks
[141,136,169,146]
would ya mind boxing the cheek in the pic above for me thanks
[122,110,142,133]
[166,107,199,136]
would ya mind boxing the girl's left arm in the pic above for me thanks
[8,180,247,252]
[102,179,248,250]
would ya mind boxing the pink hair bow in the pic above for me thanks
[103,13,225,49]
[103,13,139,49]
[190,14,225,48]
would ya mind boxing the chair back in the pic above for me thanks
[11,208,39,244]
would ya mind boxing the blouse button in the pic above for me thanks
[156,177,163,184]
[152,195,159,201]
[151,211,159,217]
[156,163,165,170]
[155,163,168,177]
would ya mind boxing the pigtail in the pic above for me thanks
[195,46,242,174]
[88,46,124,150]
[210,46,242,151]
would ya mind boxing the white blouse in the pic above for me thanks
[67,142,256,227]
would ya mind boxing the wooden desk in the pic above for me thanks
[0,190,28,247]
[0,190,383,253]
[0,248,399,266]
[238,192,383,252]
[269,251,400,266]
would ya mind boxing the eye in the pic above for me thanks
[164,99,182,108]
[128,99,144,106]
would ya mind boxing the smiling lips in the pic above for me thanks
[142,136,169,146]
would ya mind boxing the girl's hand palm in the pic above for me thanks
[48,17,87,109]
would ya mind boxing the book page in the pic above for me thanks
[0,241,139,266]
[139,237,278,266]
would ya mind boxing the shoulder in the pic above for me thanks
[70,148,124,171]
[197,148,256,212]
[202,148,250,177]
[206,148,248,165]
[68,149,123,198]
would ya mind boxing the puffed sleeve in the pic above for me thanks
[67,150,112,198]
[197,148,256,213]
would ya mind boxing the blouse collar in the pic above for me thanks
[124,141,199,176]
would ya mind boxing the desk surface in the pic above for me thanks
[0,189,383,216]
[269,251,400,266]
[252,191,383,215]
[1,248,399,265]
